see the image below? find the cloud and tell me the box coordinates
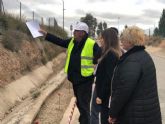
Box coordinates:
[3,0,59,12]
[21,0,59,5]
[3,0,20,10]
[86,0,112,3]
[135,0,144,5]
[142,9,161,19]
[73,7,162,29]
[35,9,56,18]
[157,0,165,4]
[75,9,86,15]
[75,10,159,27]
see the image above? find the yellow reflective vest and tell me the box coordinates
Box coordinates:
[64,38,95,77]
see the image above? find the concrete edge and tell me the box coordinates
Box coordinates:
[60,97,79,124]
[0,52,66,121]
[19,70,67,124]
[152,53,165,59]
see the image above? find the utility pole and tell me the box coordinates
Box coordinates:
[54,18,57,28]
[48,18,50,29]
[0,0,2,13]
[62,0,64,31]
[20,2,22,21]
[41,17,44,25]
[1,0,5,15]
[117,17,120,32]
[32,11,34,21]
[70,24,73,37]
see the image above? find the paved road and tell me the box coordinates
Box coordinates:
[151,54,165,123]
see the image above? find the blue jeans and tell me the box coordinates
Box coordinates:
[90,86,101,124]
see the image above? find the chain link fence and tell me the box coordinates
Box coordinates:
[0,0,58,31]
[0,21,2,34]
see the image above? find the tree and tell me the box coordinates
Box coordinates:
[96,22,103,36]
[153,27,159,36]
[80,13,97,37]
[154,9,165,37]
[158,9,165,37]
[96,21,108,36]
[103,22,107,30]
[124,25,128,29]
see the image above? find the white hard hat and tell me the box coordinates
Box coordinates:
[74,22,89,34]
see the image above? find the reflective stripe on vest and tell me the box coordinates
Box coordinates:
[64,37,95,77]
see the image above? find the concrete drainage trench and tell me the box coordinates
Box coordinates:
[0,53,74,124]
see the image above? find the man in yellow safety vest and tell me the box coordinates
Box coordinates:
[39,22,101,124]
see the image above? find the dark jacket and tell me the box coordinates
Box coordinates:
[95,51,118,106]
[45,33,102,85]
[109,46,162,124]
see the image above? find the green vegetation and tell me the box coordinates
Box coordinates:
[0,13,67,84]
[2,30,29,52]
[97,22,107,36]
[0,13,29,34]
[31,90,41,99]
[0,12,67,54]
[81,13,97,37]
[154,9,165,37]
[0,13,68,38]
[80,13,108,37]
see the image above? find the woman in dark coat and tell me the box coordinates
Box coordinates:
[91,27,121,124]
[108,26,162,124]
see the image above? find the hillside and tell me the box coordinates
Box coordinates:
[0,13,67,86]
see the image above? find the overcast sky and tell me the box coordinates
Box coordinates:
[3,0,165,35]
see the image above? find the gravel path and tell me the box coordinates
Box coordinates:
[33,79,74,124]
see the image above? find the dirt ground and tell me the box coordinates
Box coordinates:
[33,79,74,124]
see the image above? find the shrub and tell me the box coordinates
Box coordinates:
[148,36,162,46]
[2,30,26,52]
[43,42,65,61]
[31,90,41,99]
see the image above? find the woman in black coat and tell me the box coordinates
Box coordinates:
[91,27,121,124]
[108,26,162,124]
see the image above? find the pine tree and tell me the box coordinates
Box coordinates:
[80,13,97,37]
[153,27,159,36]
[158,9,165,37]
[103,22,107,30]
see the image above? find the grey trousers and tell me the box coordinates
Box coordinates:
[90,85,101,124]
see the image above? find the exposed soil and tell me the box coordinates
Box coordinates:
[33,79,74,124]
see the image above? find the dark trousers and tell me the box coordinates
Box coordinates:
[73,80,93,124]
[90,86,100,124]
[100,105,109,124]
[91,85,109,124]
